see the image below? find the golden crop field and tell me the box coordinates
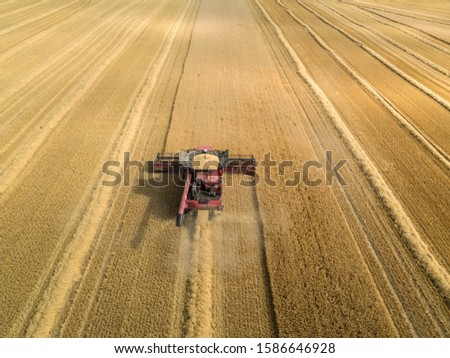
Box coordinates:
[1,0,449,337]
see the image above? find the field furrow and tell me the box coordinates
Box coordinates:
[0,0,81,35]
[357,4,450,43]
[251,0,449,335]
[0,1,126,71]
[259,0,450,276]
[348,3,450,58]
[276,1,450,171]
[314,2,450,92]
[0,1,158,193]
[253,0,445,332]
[294,1,450,143]
[357,4,450,45]
[58,0,201,337]
[1,0,184,336]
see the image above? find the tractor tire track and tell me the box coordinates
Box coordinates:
[251,0,428,335]
[58,0,201,337]
[251,0,414,336]
[0,0,92,58]
[0,0,88,52]
[0,0,51,21]
[184,211,213,337]
[0,0,119,64]
[297,1,450,113]
[0,0,47,16]
[0,1,62,26]
[256,0,450,302]
[0,0,123,66]
[0,1,161,198]
[162,0,284,336]
[0,2,141,121]
[251,187,280,337]
[347,4,450,57]
[358,5,450,46]
[276,1,450,171]
[354,3,450,26]
[0,2,140,157]
[271,2,450,334]
[0,2,137,143]
[317,1,450,78]
[264,0,450,276]
[0,0,81,37]
[24,0,194,337]
[1,0,70,23]
[75,0,199,337]
[8,0,171,336]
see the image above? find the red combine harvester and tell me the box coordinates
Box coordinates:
[148,145,256,226]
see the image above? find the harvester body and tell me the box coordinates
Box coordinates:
[148,145,256,226]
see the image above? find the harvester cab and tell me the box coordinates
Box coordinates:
[148,145,256,226]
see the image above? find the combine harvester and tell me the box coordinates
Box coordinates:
[149,146,256,226]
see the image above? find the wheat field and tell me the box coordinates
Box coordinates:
[1,0,449,337]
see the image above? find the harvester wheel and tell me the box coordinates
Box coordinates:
[176,214,184,227]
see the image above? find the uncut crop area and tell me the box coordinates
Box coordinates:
[0,0,449,338]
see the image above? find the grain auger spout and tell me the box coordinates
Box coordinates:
[148,145,256,226]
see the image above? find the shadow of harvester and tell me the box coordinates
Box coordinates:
[131,171,185,247]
